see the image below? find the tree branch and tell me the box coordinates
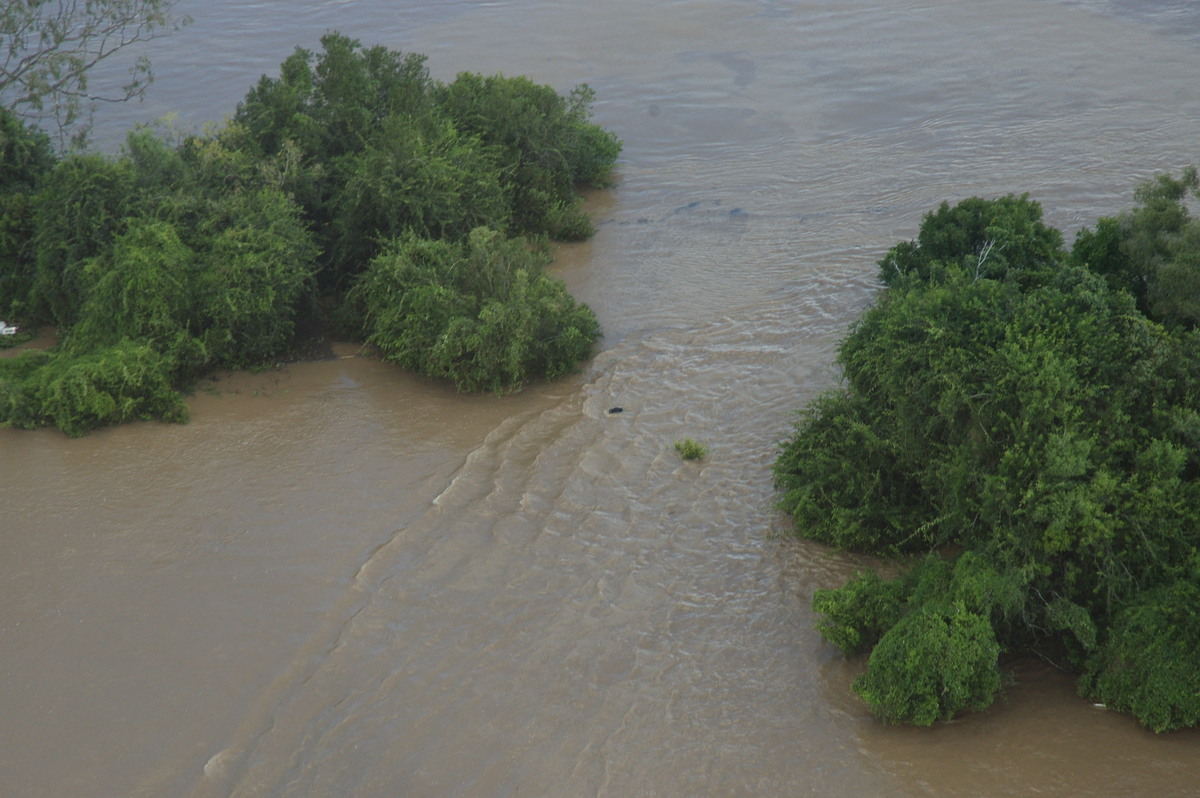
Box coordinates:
[1,0,189,148]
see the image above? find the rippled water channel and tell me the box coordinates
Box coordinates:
[4,1,1200,795]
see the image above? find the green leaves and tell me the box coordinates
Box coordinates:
[351,228,600,393]
[31,152,139,326]
[0,340,187,437]
[773,390,926,552]
[0,124,318,434]
[328,115,510,272]
[878,194,1064,288]
[1072,166,1200,329]
[1084,579,1200,732]
[437,73,621,238]
[780,188,1200,729]
[673,437,709,461]
[813,569,908,655]
[231,33,621,289]
[2,35,617,434]
[0,107,56,317]
[854,602,1002,726]
[815,552,1025,726]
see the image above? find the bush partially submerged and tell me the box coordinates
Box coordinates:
[0,132,319,435]
[0,33,620,435]
[0,341,187,436]
[350,227,600,393]
[1082,578,1200,733]
[855,602,1002,726]
[777,178,1200,730]
[674,437,710,461]
[231,33,621,285]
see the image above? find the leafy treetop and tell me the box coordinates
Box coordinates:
[0,34,620,435]
[776,177,1200,731]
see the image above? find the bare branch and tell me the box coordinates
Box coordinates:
[0,0,190,149]
[973,238,996,281]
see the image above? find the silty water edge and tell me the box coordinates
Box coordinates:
[4,1,1200,795]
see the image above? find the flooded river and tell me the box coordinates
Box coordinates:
[4,1,1200,795]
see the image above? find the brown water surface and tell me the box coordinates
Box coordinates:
[4,1,1200,795]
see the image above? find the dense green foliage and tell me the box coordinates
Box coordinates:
[0,108,56,314]
[1080,579,1200,732]
[1,124,318,434]
[349,227,600,393]
[0,341,186,436]
[776,178,1200,730]
[1070,166,1200,329]
[229,33,620,286]
[854,600,1002,726]
[0,34,619,435]
[435,74,621,239]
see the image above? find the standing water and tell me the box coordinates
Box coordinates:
[3,1,1200,795]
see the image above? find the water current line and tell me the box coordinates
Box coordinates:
[187,398,574,797]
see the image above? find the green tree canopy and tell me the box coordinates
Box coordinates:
[0,106,56,318]
[1070,166,1200,328]
[228,33,620,289]
[1,35,619,434]
[348,227,601,393]
[0,126,319,435]
[777,181,1200,730]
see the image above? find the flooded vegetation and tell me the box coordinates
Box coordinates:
[3,1,1200,795]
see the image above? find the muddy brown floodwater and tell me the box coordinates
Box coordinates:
[4,1,1200,795]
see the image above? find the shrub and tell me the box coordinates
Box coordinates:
[674,437,709,461]
[63,188,315,375]
[327,114,510,272]
[1,341,186,437]
[878,193,1064,288]
[0,108,56,318]
[350,227,600,392]
[813,569,908,655]
[2,36,618,433]
[1071,166,1200,329]
[1082,579,1200,732]
[31,153,140,327]
[230,33,621,289]
[779,185,1200,730]
[853,602,1002,725]
[436,75,620,236]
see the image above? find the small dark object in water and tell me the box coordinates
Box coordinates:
[607,406,624,414]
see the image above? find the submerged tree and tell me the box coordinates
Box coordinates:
[776,180,1200,731]
[0,34,619,435]
[229,32,621,289]
[0,106,57,319]
[348,227,600,393]
[0,127,319,436]
[1070,166,1200,329]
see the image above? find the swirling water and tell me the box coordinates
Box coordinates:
[3,1,1200,795]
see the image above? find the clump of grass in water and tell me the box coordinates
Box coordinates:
[674,437,709,461]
